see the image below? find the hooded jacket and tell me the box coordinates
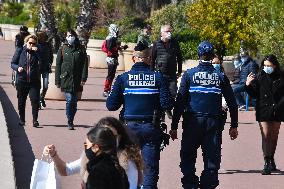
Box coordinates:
[55,43,88,92]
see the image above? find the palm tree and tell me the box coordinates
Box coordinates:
[39,0,60,52]
[76,0,97,47]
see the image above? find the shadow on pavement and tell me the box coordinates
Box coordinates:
[220,169,284,175]
[41,124,93,128]
[0,86,35,189]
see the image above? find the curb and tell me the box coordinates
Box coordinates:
[0,100,16,189]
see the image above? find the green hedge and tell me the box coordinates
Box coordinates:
[0,2,30,25]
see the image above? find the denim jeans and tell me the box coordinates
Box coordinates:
[126,121,162,189]
[232,83,246,107]
[180,116,222,189]
[64,92,77,124]
[41,72,49,98]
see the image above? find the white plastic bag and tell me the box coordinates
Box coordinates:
[30,156,61,189]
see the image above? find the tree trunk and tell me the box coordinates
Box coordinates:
[39,0,60,53]
[76,0,97,47]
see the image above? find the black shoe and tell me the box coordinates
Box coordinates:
[270,157,280,171]
[41,97,46,108]
[103,91,109,97]
[33,121,39,128]
[262,157,272,175]
[68,122,75,130]
[165,110,173,119]
[19,120,25,126]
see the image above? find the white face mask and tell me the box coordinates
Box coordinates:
[66,36,75,45]
[263,66,274,74]
[166,32,171,40]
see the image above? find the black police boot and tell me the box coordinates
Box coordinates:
[270,157,279,171]
[262,156,272,175]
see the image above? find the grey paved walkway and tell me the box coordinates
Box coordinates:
[1,39,284,189]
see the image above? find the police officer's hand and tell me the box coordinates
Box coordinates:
[169,129,178,141]
[229,127,238,140]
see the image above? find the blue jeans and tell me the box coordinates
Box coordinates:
[232,83,246,107]
[126,121,162,189]
[41,72,49,98]
[180,115,222,189]
[64,92,77,124]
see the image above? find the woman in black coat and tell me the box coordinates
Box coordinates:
[84,126,129,189]
[11,34,41,127]
[245,54,284,175]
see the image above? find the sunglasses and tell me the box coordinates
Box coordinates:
[29,42,36,45]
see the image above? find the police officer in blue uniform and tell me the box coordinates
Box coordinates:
[169,41,239,189]
[106,42,173,189]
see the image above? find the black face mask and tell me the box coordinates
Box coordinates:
[27,48,35,54]
[85,147,96,161]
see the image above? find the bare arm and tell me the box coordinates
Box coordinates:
[43,145,67,176]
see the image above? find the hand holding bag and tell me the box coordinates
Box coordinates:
[30,154,61,189]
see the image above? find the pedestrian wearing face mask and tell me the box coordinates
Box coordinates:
[232,48,259,110]
[84,126,129,189]
[55,29,88,130]
[245,54,284,175]
[137,25,152,47]
[151,25,183,119]
[102,24,128,97]
[11,34,41,127]
[230,55,241,85]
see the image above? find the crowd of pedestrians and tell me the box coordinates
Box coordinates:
[9,24,284,189]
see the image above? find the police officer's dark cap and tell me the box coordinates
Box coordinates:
[133,41,150,58]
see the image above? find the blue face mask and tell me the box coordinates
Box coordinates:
[241,57,248,63]
[263,66,274,74]
[233,60,242,68]
[212,64,221,72]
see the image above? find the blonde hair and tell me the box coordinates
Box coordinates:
[24,34,38,44]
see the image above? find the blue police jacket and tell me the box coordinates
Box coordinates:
[106,62,173,121]
[171,61,238,129]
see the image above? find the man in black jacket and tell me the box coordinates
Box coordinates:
[151,25,183,118]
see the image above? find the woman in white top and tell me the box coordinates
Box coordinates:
[44,117,143,189]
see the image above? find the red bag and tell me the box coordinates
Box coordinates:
[101,40,108,53]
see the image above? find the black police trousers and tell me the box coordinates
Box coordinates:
[16,81,40,122]
[180,115,222,189]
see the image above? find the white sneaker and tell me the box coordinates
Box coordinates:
[238,105,246,111]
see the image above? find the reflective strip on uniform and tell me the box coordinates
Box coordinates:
[123,88,159,95]
[189,86,221,94]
